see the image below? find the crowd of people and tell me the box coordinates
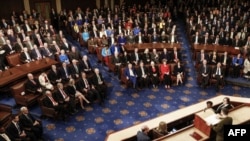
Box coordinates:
[183,0,250,91]
[0,106,43,141]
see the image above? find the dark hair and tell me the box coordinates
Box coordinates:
[206,101,213,106]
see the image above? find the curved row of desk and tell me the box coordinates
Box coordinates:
[105,95,250,141]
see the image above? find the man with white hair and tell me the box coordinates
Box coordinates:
[91,68,107,99]
[19,106,43,140]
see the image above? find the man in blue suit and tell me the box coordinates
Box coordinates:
[110,41,121,55]
[125,63,138,89]
[117,33,126,46]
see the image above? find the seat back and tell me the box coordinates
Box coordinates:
[38,96,57,119]
[6,52,21,67]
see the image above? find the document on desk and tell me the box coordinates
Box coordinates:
[205,114,221,125]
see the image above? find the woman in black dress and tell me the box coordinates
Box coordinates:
[174,61,184,85]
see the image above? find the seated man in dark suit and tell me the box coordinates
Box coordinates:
[19,106,43,140]
[6,115,36,141]
[212,62,225,92]
[136,61,150,88]
[59,62,72,83]
[70,59,81,79]
[20,47,33,63]
[112,51,123,79]
[43,90,67,120]
[199,59,211,89]
[136,125,151,141]
[54,83,77,115]
[30,44,43,60]
[25,73,43,94]
[0,126,13,141]
[79,55,93,75]
[170,46,181,63]
[48,65,62,85]
[91,68,107,99]
[76,72,104,105]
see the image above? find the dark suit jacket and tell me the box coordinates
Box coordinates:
[42,96,56,108]
[53,89,69,103]
[61,42,71,52]
[136,66,149,78]
[59,66,72,80]
[79,60,92,72]
[199,65,211,76]
[30,48,43,60]
[76,77,92,92]
[2,44,14,55]
[91,73,105,86]
[19,114,36,128]
[6,122,23,139]
[148,65,160,76]
[212,67,225,76]
[112,55,122,65]
[24,79,41,93]
[48,69,61,84]
[220,55,231,66]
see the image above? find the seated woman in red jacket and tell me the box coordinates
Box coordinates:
[160,59,172,89]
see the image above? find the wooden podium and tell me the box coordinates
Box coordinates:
[193,109,215,139]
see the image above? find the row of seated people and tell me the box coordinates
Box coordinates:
[102,46,182,67]
[25,64,108,111]
[135,97,235,141]
[0,106,43,141]
[120,59,184,90]
[186,0,250,49]
[196,48,250,79]
[0,28,78,70]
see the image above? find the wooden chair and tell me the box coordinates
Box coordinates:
[38,95,58,119]
[0,104,12,128]
[108,55,115,72]
[120,67,131,88]
[6,52,21,67]
[11,82,41,107]
[96,47,104,63]
[152,129,164,139]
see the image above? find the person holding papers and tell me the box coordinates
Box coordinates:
[212,108,233,141]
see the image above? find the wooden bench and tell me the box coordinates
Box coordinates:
[11,82,42,107]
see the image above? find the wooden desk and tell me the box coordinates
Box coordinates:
[0,58,58,87]
[155,125,208,141]
[124,43,181,52]
[192,44,240,60]
[105,95,250,141]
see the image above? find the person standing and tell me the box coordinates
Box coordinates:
[212,108,233,141]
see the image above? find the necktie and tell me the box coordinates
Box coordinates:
[36,49,42,58]
[152,67,156,72]
[84,79,89,88]
[15,122,21,134]
[64,68,68,78]
[97,74,101,83]
[25,114,33,123]
[60,89,67,99]
[74,65,79,73]
[49,96,57,105]
[85,61,89,69]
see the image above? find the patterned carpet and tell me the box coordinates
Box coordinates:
[1,20,250,141]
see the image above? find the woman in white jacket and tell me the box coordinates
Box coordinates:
[38,72,54,90]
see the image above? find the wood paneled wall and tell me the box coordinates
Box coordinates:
[0,0,24,19]
[61,0,96,12]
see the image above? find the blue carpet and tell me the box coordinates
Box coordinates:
[1,20,250,141]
